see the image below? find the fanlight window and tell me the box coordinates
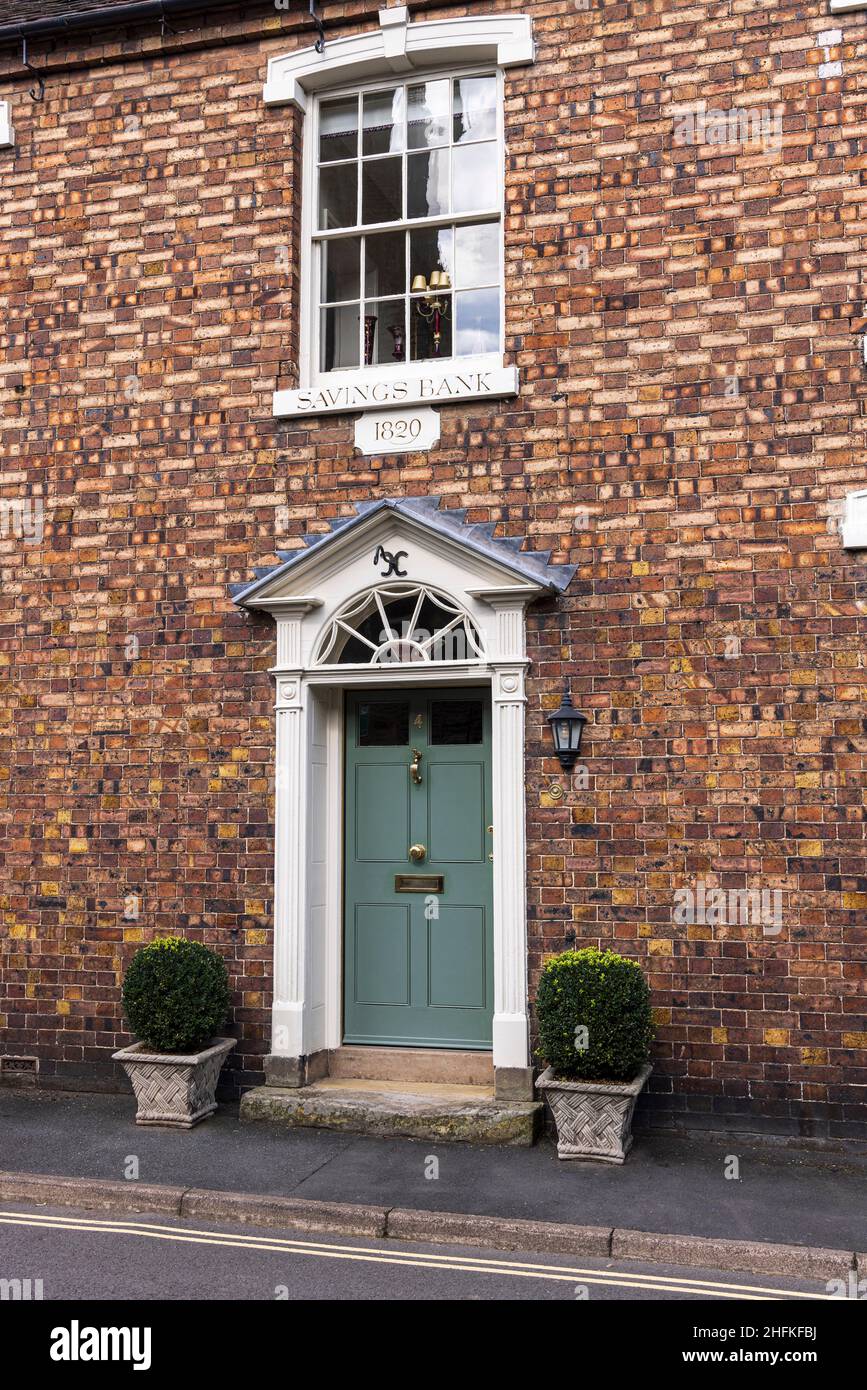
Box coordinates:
[314,583,485,665]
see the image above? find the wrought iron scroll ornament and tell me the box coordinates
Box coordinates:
[373,545,408,578]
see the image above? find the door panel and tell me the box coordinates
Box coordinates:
[427,906,487,1008]
[353,904,411,1005]
[428,762,485,862]
[354,764,410,861]
[343,688,493,1049]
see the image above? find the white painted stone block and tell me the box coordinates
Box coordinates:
[0,101,14,149]
[842,490,867,549]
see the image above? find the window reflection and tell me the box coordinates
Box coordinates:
[452,143,497,214]
[407,81,450,149]
[319,163,358,230]
[453,77,497,143]
[320,304,359,371]
[321,236,360,303]
[363,88,405,156]
[455,288,499,356]
[362,157,403,224]
[365,231,406,298]
[454,223,497,288]
[320,96,358,161]
[410,226,454,287]
[407,149,449,220]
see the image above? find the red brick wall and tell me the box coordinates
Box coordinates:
[1,1,865,1136]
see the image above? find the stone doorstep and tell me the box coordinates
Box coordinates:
[327,1045,494,1087]
[239,1078,542,1146]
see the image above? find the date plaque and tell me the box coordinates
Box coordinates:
[355,407,440,457]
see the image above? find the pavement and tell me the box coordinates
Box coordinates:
[1,1088,866,1282]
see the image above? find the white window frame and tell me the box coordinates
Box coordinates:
[303,63,506,393]
[0,101,13,149]
[264,9,535,418]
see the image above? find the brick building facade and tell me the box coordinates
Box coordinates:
[1,0,866,1141]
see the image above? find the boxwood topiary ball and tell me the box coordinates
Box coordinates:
[535,947,653,1082]
[121,936,230,1055]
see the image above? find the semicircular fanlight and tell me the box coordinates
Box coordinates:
[313,582,485,666]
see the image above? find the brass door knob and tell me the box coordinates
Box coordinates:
[409,844,427,862]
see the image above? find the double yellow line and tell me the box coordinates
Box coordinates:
[0,1208,831,1300]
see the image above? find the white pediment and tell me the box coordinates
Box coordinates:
[239,507,546,616]
[233,498,574,672]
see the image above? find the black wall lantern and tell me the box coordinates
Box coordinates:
[547,691,588,772]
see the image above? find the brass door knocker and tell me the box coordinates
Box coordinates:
[410,748,423,784]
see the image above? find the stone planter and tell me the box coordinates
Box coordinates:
[536,1064,652,1163]
[112,1037,235,1128]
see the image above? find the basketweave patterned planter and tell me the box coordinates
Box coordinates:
[536,1064,652,1163]
[113,1038,236,1128]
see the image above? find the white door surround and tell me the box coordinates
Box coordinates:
[232,498,575,1100]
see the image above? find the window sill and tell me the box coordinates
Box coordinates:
[273,356,518,418]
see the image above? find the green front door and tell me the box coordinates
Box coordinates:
[343,688,493,1049]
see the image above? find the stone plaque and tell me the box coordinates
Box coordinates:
[273,364,519,419]
[354,406,441,456]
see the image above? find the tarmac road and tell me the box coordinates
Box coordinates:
[0,1202,834,1302]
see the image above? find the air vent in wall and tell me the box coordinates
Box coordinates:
[0,1055,38,1085]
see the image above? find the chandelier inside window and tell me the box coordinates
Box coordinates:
[314,583,485,665]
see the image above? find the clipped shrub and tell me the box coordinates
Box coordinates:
[121,936,230,1054]
[535,947,653,1082]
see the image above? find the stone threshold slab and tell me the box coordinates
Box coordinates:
[239,1081,542,1146]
